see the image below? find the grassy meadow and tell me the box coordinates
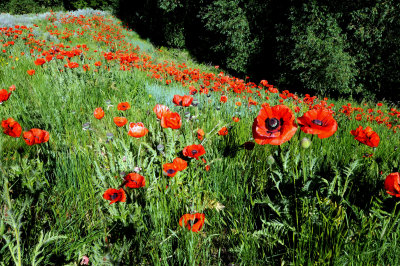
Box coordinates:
[1,9,400,265]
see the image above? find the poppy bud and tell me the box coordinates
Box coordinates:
[301,137,312,149]
[267,155,275,165]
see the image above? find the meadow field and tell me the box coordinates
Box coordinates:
[1,9,400,265]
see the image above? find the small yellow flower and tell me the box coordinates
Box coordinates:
[149,94,152,98]
[15,57,19,61]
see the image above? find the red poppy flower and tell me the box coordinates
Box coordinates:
[297,108,338,139]
[0,89,12,103]
[252,104,298,145]
[173,95,193,107]
[218,127,228,136]
[183,144,206,160]
[94,61,102,66]
[27,69,35,76]
[123,173,145,188]
[23,128,49,145]
[8,85,16,91]
[350,126,380,148]
[232,117,240,122]
[103,188,126,204]
[384,172,400,197]
[153,104,170,119]
[197,129,205,141]
[163,163,178,177]
[179,213,205,232]
[128,122,148,138]
[113,117,128,127]
[34,58,46,66]
[93,107,105,119]
[117,102,130,111]
[1,118,22,138]
[161,112,182,129]
[173,157,187,171]
[220,95,228,103]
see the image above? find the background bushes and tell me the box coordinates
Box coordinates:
[1,0,399,101]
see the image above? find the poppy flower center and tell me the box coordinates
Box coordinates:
[188,218,200,226]
[312,119,323,126]
[191,150,198,155]
[265,118,282,131]
[167,169,176,174]
[110,193,119,200]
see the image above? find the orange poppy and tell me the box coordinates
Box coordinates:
[0,89,11,103]
[173,157,187,171]
[218,127,228,136]
[252,104,297,145]
[163,163,178,177]
[113,117,128,127]
[384,172,400,197]
[153,104,170,119]
[123,173,145,188]
[197,128,205,140]
[161,112,182,129]
[117,102,130,111]
[34,58,46,66]
[232,117,240,122]
[350,126,380,148]
[93,107,105,119]
[297,108,338,139]
[173,95,193,107]
[23,128,49,145]
[179,213,205,232]
[27,69,35,76]
[1,118,22,138]
[128,122,148,138]
[183,144,206,160]
[103,188,126,204]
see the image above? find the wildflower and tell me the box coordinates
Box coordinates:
[23,128,49,146]
[161,112,182,129]
[113,117,128,127]
[163,163,178,177]
[103,188,126,204]
[93,107,105,119]
[179,213,205,232]
[197,128,205,141]
[220,95,228,103]
[173,157,187,171]
[1,118,22,137]
[0,89,12,103]
[153,104,170,119]
[117,102,130,111]
[80,255,89,265]
[252,104,297,145]
[128,122,148,138]
[8,85,16,91]
[384,172,400,197]
[350,126,380,148]
[123,173,145,188]
[297,108,338,139]
[34,58,46,66]
[232,117,240,122]
[183,144,206,160]
[218,127,228,136]
[27,69,35,76]
[173,95,193,107]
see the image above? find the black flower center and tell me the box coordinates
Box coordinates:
[167,169,176,174]
[312,119,323,126]
[265,118,282,131]
[189,218,200,226]
[110,193,119,200]
[191,150,198,155]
